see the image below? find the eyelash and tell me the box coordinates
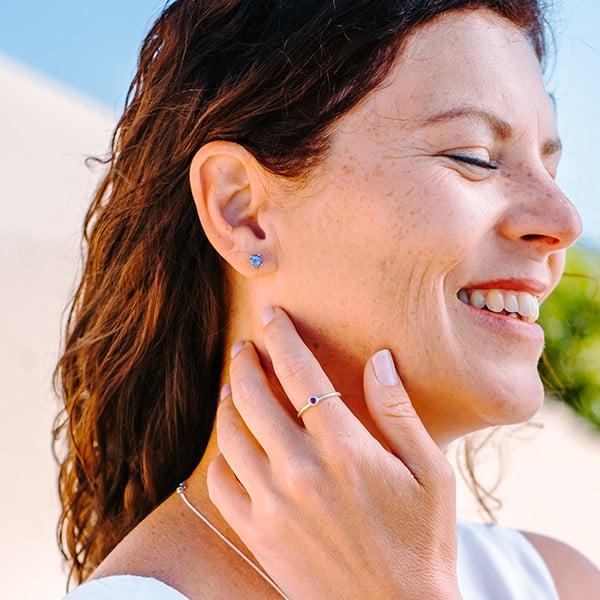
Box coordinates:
[443,154,498,170]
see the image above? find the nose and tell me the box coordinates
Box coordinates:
[499,171,582,253]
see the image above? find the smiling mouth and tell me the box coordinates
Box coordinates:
[458,288,540,323]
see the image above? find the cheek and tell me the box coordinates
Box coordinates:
[278,165,494,326]
[377,177,495,271]
[548,250,566,287]
[305,175,495,313]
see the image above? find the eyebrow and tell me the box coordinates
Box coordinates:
[420,107,562,157]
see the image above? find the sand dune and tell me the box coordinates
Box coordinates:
[1,55,597,599]
[0,55,113,598]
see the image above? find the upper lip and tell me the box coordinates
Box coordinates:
[458,278,550,301]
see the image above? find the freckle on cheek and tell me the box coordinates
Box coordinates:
[377,258,389,275]
[387,185,416,199]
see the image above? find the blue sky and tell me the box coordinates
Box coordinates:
[1,1,599,247]
[0,1,166,112]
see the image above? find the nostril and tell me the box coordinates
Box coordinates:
[521,233,559,244]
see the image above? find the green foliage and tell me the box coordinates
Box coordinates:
[539,244,600,432]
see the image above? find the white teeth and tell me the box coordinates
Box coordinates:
[517,292,539,321]
[485,289,504,313]
[504,293,519,314]
[470,290,486,309]
[458,288,540,322]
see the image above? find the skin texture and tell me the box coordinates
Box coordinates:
[208,310,461,598]
[197,9,581,449]
[89,8,600,599]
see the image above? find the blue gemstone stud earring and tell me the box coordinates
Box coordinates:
[249,254,263,269]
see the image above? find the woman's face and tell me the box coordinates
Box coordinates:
[265,9,582,445]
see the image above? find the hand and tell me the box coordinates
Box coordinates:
[207,307,461,599]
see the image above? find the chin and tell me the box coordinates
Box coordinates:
[479,373,546,427]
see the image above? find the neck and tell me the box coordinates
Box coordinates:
[185,432,235,538]
[224,285,458,449]
[224,295,404,449]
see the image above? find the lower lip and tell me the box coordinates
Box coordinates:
[459,301,544,342]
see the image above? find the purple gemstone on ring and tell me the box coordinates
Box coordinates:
[308,396,318,405]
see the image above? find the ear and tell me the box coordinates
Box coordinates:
[189,141,276,275]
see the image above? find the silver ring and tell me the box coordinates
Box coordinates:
[297,391,341,418]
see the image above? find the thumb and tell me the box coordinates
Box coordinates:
[364,349,442,480]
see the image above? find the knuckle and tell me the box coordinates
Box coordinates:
[258,489,281,523]
[215,413,239,448]
[214,401,244,448]
[282,454,321,495]
[321,434,358,469]
[259,481,300,525]
[255,492,299,549]
[233,375,264,407]
[215,400,232,429]
[381,392,418,420]
[426,456,456,490]
[279,350,314,382]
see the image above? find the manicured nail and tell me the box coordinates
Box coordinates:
[372,349,400,386]
[220,383,231,400]
[230,341,244,358]
[261,306,275,326]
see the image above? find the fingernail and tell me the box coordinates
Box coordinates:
[220,383,231,400]
[230,341,244,358]
[261,306,275,326]
[372,349,400,386]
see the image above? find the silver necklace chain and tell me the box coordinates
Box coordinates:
[177,482,291,600]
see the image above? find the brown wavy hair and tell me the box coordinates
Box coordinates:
[54,0,548,586]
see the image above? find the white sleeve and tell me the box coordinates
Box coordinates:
[64,575,189,600]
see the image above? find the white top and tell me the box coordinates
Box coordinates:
[456,520,558,599]
[64,520,559,599]
[64,575,187,599]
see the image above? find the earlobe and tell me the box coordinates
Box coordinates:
[189,141,275,275]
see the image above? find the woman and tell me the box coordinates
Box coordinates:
[55,0,600,598]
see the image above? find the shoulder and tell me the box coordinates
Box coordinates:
[64,575,189,600]
[523,532,600,600]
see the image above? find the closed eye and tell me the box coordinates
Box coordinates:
[442,154,498,170]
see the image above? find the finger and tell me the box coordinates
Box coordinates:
[363,349,447,483]
[215,389,270,497]
[229,341,301,458]
[261,307,357,437]
[206,454,253,540]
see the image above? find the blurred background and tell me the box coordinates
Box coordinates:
[0,1,599,598]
